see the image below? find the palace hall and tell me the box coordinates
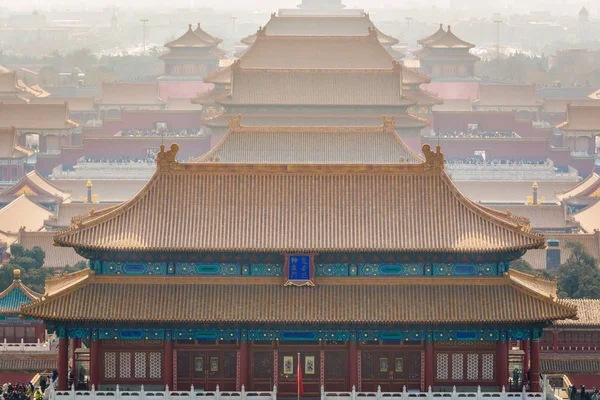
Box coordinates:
[21,117,576,397]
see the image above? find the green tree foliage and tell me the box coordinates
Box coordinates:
[556,242,600,299]
[510,259,535,274]
[0,245,51,293]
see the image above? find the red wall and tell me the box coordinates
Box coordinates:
[570,158,596,177]
[549,148,572,169]
[36,154,62,176]
[421,137,549,160]
[433,111,521,133]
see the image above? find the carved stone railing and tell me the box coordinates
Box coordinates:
[0,338,53,352]
[50,385,277,400]
[322,382,548,400]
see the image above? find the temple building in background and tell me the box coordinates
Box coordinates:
[159,24,226,80]
[414,25,480,80]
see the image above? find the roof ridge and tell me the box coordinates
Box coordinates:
[0,270,42,302]
[507,272,577,317]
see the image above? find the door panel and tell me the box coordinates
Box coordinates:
[176,350,237,391]
[361,350,422,391]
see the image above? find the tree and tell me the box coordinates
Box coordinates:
[556,242,600,299]
[510,259,535,274]
[0,246,51,293]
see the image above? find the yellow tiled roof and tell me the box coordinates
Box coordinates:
[196,117,422,164]
[555,299,600,326]
[53,143,544,253]
[21,270,576,324]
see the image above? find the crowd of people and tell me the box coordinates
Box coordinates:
[0,383,41,400]
[78,156,156,165]
[434,130,520,139]
[446,156,549,166]
[570,385,600,400]
[119,128,204,137]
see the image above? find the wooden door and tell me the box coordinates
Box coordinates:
[361,350,421,391]
[176,350,237,391]
[278,349,320,397]
[324,350,347,391]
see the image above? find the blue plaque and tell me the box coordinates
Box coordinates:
[284,254,315,287]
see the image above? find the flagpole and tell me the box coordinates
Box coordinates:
[297,352,300,400]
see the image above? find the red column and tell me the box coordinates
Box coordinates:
[349,339,358,389]
[497,340,508,389]
[552,331,558,353]
[425,340,434,390]
[58,336,69,390]
[523,340,530,375]
[163,340,174,389]
[530,340,541,392]
[35,324,45,343]
[70,339,76,387]
[240,339,249,388]
[90,336,100,388]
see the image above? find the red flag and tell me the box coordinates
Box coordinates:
[296,354,304,397]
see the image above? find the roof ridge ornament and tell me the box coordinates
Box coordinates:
[156,143,182,171]
[422,144,445,173]
[382,115,395,132]
[229,114,243,129]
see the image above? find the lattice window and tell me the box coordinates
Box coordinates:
[150,352,162,379]
[104,352,116,379]
[482,354,494,380]
[134,352,147,379]
[436,353,448,380]
[452,354,464,380]
[120,352,131,378]
[466,354,478,380]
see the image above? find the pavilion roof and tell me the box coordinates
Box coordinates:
[221,66,412,106]
[0,196,54,234]
[203,65,231,84]
[97,82,165,106]
[556,104,600,131]
[419,25,475,49]
[555,299,600,327]
[404,89,443,107]
[401,65,431,84]
[190,88,229,105]
[0,70,50,98]
[240,13,398,46]
[0,270,41,315]
[418,24,446,46]
[0,171,72,202]
[572,200,600,233]
[164,24,221,48]
[0,103,78,130]
[196,116,422,164]
[475,84,540,107]
[238,30,396,70]
[17,230,86,269]
[53,141,544,254]
[556,173,600,201]
[20,269,575,324]
[203,112,429,129]
[29,96,95,111]
[542,98,599,114]
[0,127,34,160]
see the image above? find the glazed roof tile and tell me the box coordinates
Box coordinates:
[97,82,164,106]
[0,271,41,315]
[555,299,600,326]
[29,96,95,111]
[21,270,575,324]
[238,31,396,69]
[421,25,474,49]
[204,112,428,129]
[0,196,54,234]
[240,14,398,46]
[0,171,71,201]
[572,200,600,233]
[404,89,443,106]
[418,24,446,46]
[221,67,411,106]
[196,117,421,164]
[165,24,221,48]
[488,205,569,230]
[556,173,600,201]
[0,127,34,159]
[557,105,600,131]
[53,142,544,253]
[203,65,231,84]
[0,103,78,130]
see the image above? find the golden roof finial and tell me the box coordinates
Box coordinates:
[86,179,92,188]
[532,181,539,189]
[13,269,21,281]
[422,144,445,174]
[156,143,181,170]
